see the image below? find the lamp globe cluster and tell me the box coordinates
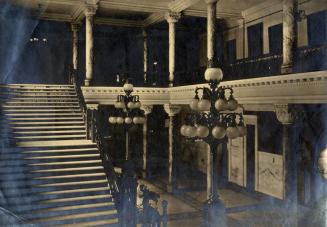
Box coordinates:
[109,80,146,125]
[181,67,246,141]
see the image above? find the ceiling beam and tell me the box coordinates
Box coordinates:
[142,13,165,27]
[184,9,243,19]
[168,0,201,12]
[94,17,143,27]
[99,0,168,13]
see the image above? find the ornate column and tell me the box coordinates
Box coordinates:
[164,104,181,192]
[205,0,218,67]
[141,105,153,178]
[281,0,298,74]
[143,29,148,84]
[84,4,97,86]
[165,12,181,87]
[71,23,81,71]
[275,104,303,226]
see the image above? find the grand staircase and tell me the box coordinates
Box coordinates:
[0,84,120,226]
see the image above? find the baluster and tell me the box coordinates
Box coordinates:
[162,200,168,227]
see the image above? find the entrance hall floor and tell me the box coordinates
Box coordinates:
[138,179,298,227]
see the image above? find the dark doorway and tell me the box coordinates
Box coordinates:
[308,10,327,47]
[247,23,263,58]
[226,39,237,64]
[269,23,283,55]
[246,125,255,192]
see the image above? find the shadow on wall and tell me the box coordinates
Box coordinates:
[0,0,71,84]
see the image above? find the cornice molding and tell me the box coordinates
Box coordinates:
[82,71,327,111]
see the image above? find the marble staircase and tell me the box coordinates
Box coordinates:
[0,84,120,226]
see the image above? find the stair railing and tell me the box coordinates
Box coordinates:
[70,69,121,209]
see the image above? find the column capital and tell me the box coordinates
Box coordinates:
[204,0,219,4]
[84,4,98,17]
[274,104,304,124]
[141,105,153,115]
[71,22,81,32]
[165,11,181,24]
[87,103,99,110]
[164,104,181,117]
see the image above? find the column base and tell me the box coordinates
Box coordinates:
[281,63,294,74]
[166,183,174,193]
[84,79,91,86]
[203,198,227,227]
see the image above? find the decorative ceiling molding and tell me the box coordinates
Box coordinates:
[99,0,169,13]
[94,17,143,27]
[142,13,165,27]
[168,0,201,12]
[184,9,243,19]
[72,5,86,22]
[39,13,72,22]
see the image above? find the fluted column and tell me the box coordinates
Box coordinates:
[141,105,153,178]
[84,5,97,86]
[281,0,298,74]
[164,104,181,192]
[143,29,148,84]
[71,23,80,71]
[205,0,218,67]
[165,12,181,87]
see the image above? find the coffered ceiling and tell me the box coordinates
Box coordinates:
[7,0,269,27]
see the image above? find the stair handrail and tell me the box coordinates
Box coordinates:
[91,110,121,207]
[70,69,121,209]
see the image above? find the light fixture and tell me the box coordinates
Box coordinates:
[180,66,246,226]
[109,79,145,127]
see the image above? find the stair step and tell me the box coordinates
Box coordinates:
[17,139,95,147]
[13,125,86,130]
[0,93,77,97]
[29,160,102,166]
[15,130,86,135]
[6,113,83,116]
[40,187,110,195]
[4,109,81,112]
[33,202,115,213]
[23,147,98,154]
[15,135,86,140]
[30,210,118,226]
[9,97,78,101]
[3,105,81,109]
[25,154,100,160]
[35,179,108,187]
[11,121,84,125]
[26,202,115,222]
[40,194,111,204]
[5,101,79,105]
[11,194,113,214]
[50,218,119,227]
[31,166,104,173]
[9,117,83,121]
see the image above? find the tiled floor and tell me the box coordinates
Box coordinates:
[137,179,268,227]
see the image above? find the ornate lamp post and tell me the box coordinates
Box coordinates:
[108,80,146,227]
[108,80,146,160]
[180,69,247,226]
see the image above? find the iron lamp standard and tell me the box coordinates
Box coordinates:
[180,69,246,226]
[108,80,145,227]
[108,80,146,160]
